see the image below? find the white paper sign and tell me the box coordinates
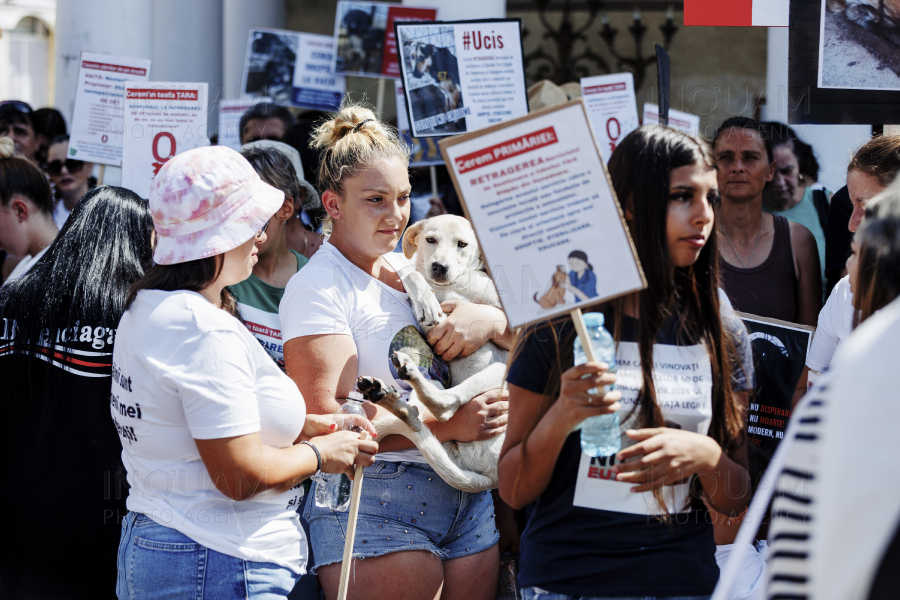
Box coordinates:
[242,28,345,110]
[580,73,639,164]
[572,341,713,515]
[68,52,152,166]
[216,96,273,151]
[642,103,701,136]
[396,20,528,138]
[122,83,209,198]
[440,101,645,329]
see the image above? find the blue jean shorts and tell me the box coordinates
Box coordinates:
[304,461,499,572]
[521,587,709,600]
[522,589,711,600]
[116,512,299,599]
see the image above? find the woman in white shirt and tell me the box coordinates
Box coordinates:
[0,136,58,283]
[280,105,511,600]
[113,145,378,599]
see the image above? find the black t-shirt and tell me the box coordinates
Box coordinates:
[0,320,126,599]
[506,306,753,597]
[824,185,853,296]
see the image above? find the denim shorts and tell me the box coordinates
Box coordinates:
[522,588,711,600]
[116,512,299,599]
[304,461,498,572]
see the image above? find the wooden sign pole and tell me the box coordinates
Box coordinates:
[429,165,439,200]
[570,307,597,362]
[375,78,386,120]
[336,431,371,600]
[98,164,106,186]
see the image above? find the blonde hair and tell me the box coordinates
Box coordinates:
[311,102,409,235]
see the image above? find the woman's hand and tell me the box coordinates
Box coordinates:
[545,362,620,434]
[612,428,722,493]
[427,300,510,360]
[308,431,379,479]
[297,413,378,442]
[434,387,509,442]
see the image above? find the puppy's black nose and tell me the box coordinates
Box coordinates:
[431,262,448,278]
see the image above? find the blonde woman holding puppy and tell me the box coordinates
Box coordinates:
[280,103,512,600]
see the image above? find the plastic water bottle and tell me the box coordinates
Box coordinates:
[313,392,367,512]
[574,312,620,457]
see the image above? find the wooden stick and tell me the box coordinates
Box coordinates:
[336,431,370,600]
[570,307,596,362]
[97,164,106,186]
[375,78,386,120]
[429,165,439,200]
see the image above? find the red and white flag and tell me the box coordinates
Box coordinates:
[684,0,788,27]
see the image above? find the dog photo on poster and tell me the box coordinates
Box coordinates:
[396,19,529,139]
[818,0,900,90]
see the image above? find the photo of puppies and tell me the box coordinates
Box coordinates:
[243,29,299,106]
[335,2,389,76]
[397,26,469,136]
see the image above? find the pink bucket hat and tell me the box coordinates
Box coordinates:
[149,145,285,265]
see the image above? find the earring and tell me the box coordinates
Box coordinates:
[726,517,732,526]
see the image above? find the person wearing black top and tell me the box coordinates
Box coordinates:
[0,186,153,599]
[498,126,753,599]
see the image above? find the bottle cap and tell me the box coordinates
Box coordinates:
[348,391,365,402]
[582,312,605,327]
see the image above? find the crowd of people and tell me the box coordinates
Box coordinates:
[0,94,898,600]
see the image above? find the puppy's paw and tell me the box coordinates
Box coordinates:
[357,376,388,402]
[416,297,444,328]
[391,351,417,380]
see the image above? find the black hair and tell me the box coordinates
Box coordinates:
[282,112,330,183]
[239,103,295,142]
[240,146,298,205]
[0,186,153,363]
[126,259,238,317]
[713,116,773,164]
[32,108,67,140]
[763,121,820,181]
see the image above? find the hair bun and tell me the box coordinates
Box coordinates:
[311,104,382,151]
[0,137,15,160]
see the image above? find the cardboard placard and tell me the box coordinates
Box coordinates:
[736,312,815,456]
[580,73,639,164]
[333,1,438,78]
[241,28,345,110]
[216,97,273,151]
[395,80,443,166]
[642,102,700,136]
[68,52,152,166]
[395,19,529,138]
[121,83,208,198]
[439,100,646,329]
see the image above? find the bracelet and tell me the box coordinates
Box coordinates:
[299,441,322,475]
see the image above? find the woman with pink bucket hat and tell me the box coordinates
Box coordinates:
[111,145,379,598]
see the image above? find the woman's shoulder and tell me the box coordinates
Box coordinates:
[129,289,247,337]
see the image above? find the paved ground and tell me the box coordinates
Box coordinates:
[820,9,900,90]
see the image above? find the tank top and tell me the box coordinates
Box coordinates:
[720,214,798,322]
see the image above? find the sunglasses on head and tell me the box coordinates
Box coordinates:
[0,100,33,115]
[45,159,85,176]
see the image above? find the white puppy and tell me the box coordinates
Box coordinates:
[357,215,508,492]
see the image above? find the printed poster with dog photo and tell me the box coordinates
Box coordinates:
[395,19,529,138]
[440,100,646,329]
[332,1,438,78]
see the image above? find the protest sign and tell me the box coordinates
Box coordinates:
[242,28,345,110]
[121,83,208,198]
[68,52,151,166]
[736,312,815,456]
[642,102,700,136]
[216,97,273,151]
[333,1,438,78]
[395,19,529,138]
[580,73,639,164]
[440,100,645,329]
[395,80,443,166]
[684,0,788,26]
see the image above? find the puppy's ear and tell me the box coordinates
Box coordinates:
[402,220,427,259]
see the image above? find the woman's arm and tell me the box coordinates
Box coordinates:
[284,335,508,452]
[428,301,513,359]
[565,281,591,302]
[613,390,751,515]
[498,363,619,509]
[790,221,823,327]
[195,426,378,501]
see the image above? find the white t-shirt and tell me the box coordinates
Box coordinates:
[805,276,853,372]
[113,289,307,573]
[4,246,49,283]
[281,241,452,464]
[715,542,766,600]
[53,200,71,229]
